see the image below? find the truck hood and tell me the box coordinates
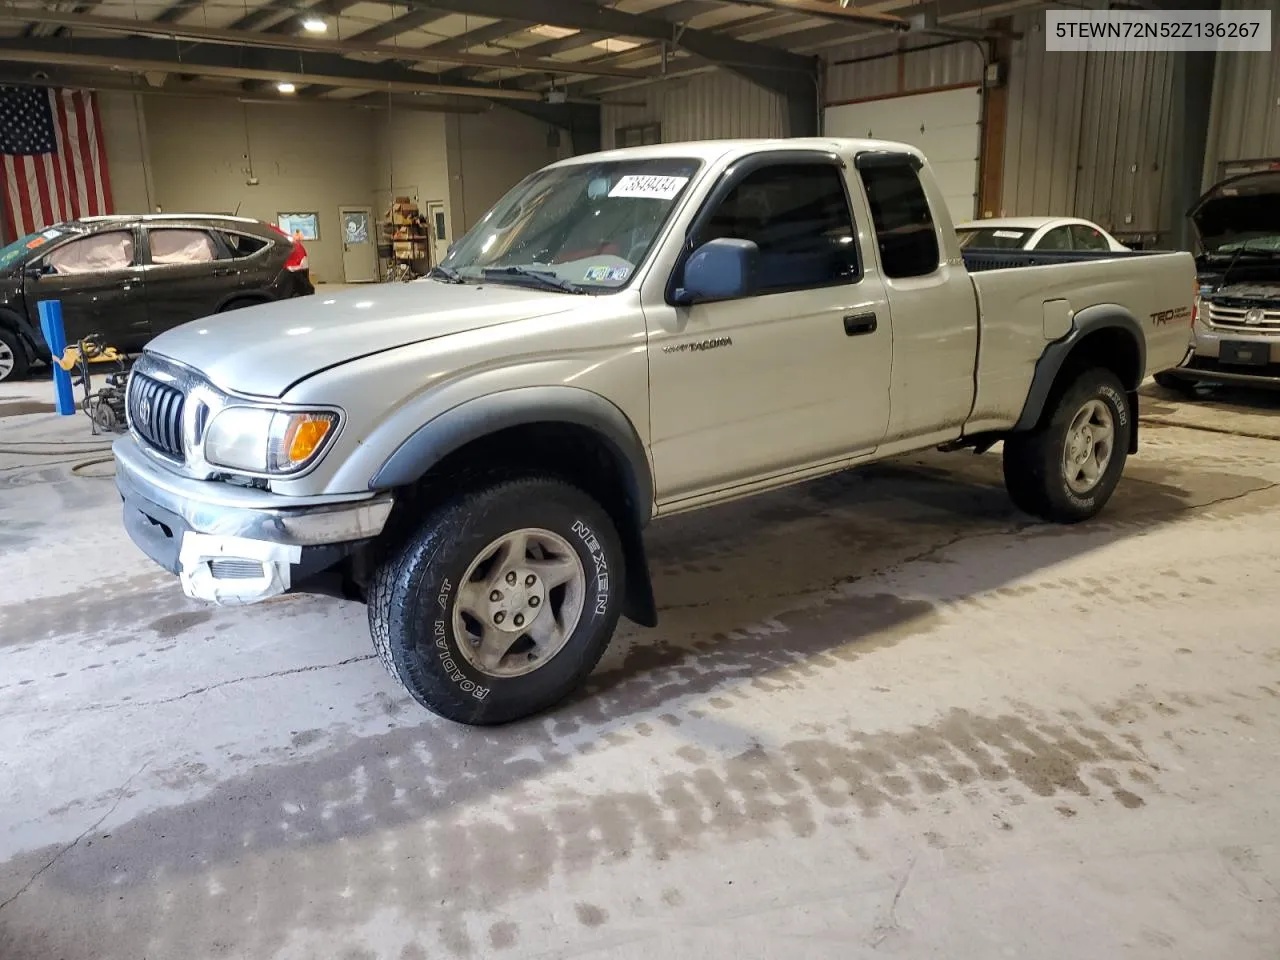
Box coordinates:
[1189,171,1280,253]
[146,280,576,397]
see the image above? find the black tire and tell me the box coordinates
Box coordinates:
[1153,370,1201,397]
[369,475,626,725]
[0,326,29,383]
[1003,368,1133,524]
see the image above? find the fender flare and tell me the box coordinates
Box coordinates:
[0,305,46,362]
[1013,303,1146,433]
[368,385,655,525]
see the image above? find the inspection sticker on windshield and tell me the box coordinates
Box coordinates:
[609,175,689,200]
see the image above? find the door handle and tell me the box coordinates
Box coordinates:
[843,312,877,336]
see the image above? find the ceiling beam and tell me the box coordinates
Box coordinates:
[434,0,718,86]
[0,8,656,79]
[0,66,487,112]
[399,0,816,79]
[706,0,909,29]
[4,36,601,101]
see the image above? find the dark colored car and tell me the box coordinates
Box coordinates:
[1157,171,1280,391]
[0,214,314,382]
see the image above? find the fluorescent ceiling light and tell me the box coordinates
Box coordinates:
[301,16,327,32]
[591,37,642,52]
[530,24,578,39]
[276,81,297,93]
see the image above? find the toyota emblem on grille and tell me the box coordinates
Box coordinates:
[137,397,151,425]
[1245,308,1266,325]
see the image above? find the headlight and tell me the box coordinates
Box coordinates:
[204,407,339,475]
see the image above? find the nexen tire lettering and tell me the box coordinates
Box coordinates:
[572,519,611,616]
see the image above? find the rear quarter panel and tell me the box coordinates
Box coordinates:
[968,252,1196,430]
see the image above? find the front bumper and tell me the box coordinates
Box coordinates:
[114,435,392,605]
[1169,323,1280,387]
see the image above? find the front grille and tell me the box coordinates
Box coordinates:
[1205,301,1280,332]
[128,372,187,461]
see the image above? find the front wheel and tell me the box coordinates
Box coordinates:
[369,476,626,725]
[0,327,29,383]
[1003,369,1133,523]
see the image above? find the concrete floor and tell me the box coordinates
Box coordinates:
[2,375,1280,959]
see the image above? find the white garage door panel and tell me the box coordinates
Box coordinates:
[824,86,981,223]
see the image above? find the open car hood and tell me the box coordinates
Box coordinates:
[1189,170,1280,253]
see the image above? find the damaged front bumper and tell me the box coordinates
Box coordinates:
[113,436,392,605]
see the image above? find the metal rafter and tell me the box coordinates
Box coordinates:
[4,35,610,101]
[0,8,660,79]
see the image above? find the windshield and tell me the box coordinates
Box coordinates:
[0,227,69,271]
[956,227,1030,250]
[1211,235,1280,256]
[439,157,702,292]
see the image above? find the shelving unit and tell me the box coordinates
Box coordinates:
[380,197,431,280]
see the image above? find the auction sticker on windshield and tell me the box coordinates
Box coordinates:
[609,175,689,200]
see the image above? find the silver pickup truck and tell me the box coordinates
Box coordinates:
[113,138,1195,724]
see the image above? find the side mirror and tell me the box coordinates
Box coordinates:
[24,262,44,280]
[672,238,759,305]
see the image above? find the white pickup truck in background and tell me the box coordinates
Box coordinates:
[114,138,1197,724]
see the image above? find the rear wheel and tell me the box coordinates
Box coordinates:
[1003,368,1132,523]
[0,327,29,383]
[369,476,625,725]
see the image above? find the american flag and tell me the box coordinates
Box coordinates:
[0,86,114,239]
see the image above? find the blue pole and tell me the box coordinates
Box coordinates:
[37,300,76,417]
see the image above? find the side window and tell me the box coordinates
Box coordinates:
[1070,224,1109,251]
[149,228,217,265]
[695,163,859,294]
[220,232,270,258]
[46,231,135,275]
[856,158,940,279]
[1035,226,1073,251]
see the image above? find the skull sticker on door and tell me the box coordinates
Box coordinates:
[342,210,369,244]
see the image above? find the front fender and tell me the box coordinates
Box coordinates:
[368,385,654,525]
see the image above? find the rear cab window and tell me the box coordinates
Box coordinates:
[856,155,940,279]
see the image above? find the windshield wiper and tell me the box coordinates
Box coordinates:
[481,266,585,294]
[429,264,465,284]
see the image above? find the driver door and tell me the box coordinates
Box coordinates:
[645,155,892,504]
[27,228,149,349]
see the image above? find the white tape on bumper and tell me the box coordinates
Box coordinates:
[178,532,302,606]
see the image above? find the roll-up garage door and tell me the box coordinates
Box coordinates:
[824,84,982,226]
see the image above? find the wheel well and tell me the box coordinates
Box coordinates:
[219,295,269,312]
[1057,326,1143,392]
[387,421,658,628]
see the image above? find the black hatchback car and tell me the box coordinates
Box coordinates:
[0,214,314,382]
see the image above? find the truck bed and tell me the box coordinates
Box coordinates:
[962,248,1166,273]
[962,248,1196,433]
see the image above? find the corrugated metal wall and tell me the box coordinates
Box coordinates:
[1001,11,1179,237]
[825,36,984,104]
[599,70,788,149]
[1202,0,1280,187]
